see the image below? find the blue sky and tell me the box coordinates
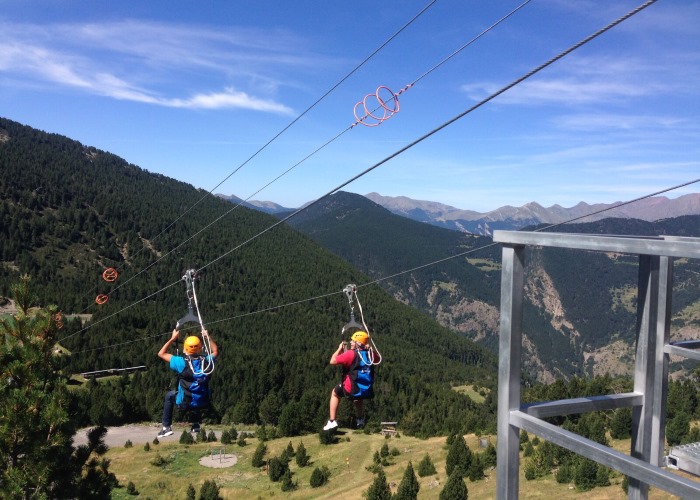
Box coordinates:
[1,0,698,212]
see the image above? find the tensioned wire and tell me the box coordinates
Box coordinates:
[184,0,535,265]
[90,0,532,307]
[77,0,440,310]
[64,0,664,351]
[70,176,700,355]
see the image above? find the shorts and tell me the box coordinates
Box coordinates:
[333,383,352,400]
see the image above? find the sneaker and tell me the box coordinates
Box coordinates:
[323,420,338,431]
[190,423,201,433]
[157,426,173,438]
[356,418,365,428]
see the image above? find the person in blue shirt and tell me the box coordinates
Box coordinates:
[157,328,218,438]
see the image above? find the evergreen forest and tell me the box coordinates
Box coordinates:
[0,116,498,437]
[286,191,700,380]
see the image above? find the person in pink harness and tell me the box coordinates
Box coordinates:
[323,330,374,431]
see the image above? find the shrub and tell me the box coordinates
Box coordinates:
[185,483,197,500]
[207,431,217,442]
[143,442,150,452]
[124,440,133,448]
[268,456,288,482]
[281,469,297,491]
[220,430,231,444]
[186,484,196,500]
[180,430,194,445]
[310,466,330,487]
[295,441,309,467]
[126,481,138,496]
[417,453,436,477]
[199,479,222,500]
[150,453,170,467]
[319,430,337,445]
[152,437,160,446]
[251,442,267,467]
[237,436,247,447]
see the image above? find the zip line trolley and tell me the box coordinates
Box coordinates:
[175,269,215,375]
[341,284,382,365]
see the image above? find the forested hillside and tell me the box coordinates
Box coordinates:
[285,192,700,382]
[0,116,498,437]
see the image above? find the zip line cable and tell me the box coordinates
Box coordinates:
[60,0,657,344]
[76,0,440,312]
[70,175,699,356]
[62,0,534,341]
[66,0,673,355]
[349,0,533,126]
[71,0,533,327]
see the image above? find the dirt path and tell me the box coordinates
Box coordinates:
[73,423,221,448]
[74,424,238,468]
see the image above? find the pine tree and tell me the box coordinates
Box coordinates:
[295,441,310,467]
[180,430,194,445]
[252,441,267,467]
[186,483,196,500]
[281,469,297,491]
[445,434,472,476]
[573,457,598,491]
[0,277,117,498]
[440,469,468,500]
[417,453,437,477]
[394,462,420,500]
[482,442,497,468]
[310,466,330,488]
[268,456,288,482]
[220,429,232,444]
[199,479,222,500]
[364,468,392,500]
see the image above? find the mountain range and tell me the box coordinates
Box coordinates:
[217,191,700,236]
[282,191,700,383]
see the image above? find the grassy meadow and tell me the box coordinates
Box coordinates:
[105,426,692,499]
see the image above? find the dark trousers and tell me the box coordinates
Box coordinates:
[162,390,200,427]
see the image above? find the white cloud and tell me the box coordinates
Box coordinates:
[460,51,699,107]
[0,20,313,113]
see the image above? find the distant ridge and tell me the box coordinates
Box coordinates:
[215,193,293,214]
[217,191,700,236]
[365,192,700,236]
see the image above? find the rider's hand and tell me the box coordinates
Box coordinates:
[171,329,180,340]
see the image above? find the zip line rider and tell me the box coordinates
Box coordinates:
[323,330,374,431]
[157,328,218,438]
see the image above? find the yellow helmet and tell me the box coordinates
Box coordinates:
[183,336,202,355]
[350,331,369,345]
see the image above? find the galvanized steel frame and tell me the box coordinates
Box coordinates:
[493,231,700,499]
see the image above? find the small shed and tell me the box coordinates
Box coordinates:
[381,422,398,437]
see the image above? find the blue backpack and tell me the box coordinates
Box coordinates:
[349,349,374,399]
[176,355,212,410]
